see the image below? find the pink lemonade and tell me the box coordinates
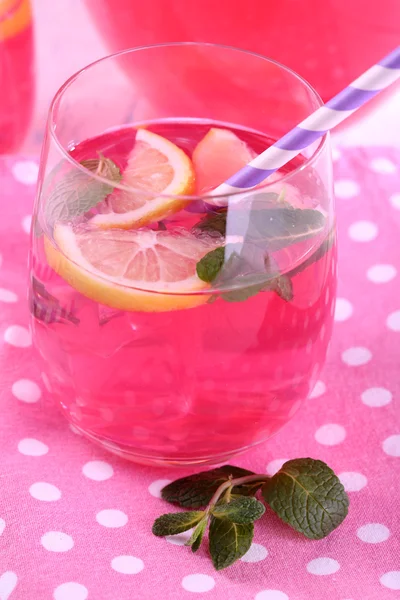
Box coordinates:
[30,121,336,466]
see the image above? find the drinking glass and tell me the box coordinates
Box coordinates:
[30,44,335,466]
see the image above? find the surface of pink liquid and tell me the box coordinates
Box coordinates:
[0,0,34,153]
[85,0,400,129]
[31,121,336,465]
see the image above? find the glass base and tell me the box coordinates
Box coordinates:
[70,423,260,467]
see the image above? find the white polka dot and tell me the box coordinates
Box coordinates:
[309,380,326,398]
[0,518,5,536]
[111,555,144,574]
[338,472,368,492]
[12,379,41,403]
[12,160,39,185]
[369,157,397,174]
[348,221,378,242]
[29,482,61,502]
[82,460,114,481]
[315,424,346,446]
[166,530,194,545]
[390,193,400,210]
[331,147,341,162]
[387,310,400,332]
[367,264,397,284]
[18,438,49,457]
[255,591,289,600]
[361,387,392,407]
[96,509,128,528]
[382,434,400,457]
[357,523,390,543]
[241,543,268,563]
[0,572,17,600]
[341,347,372,366]
[22,215,32,234]
[334,179,360,199]
[266,459,288,476]
[4,325,31,347]
[181,574,215,593]
[54,582,88,600]
[380,571,400,590]
[148,479,171,498]
[0,289,18,303]
[41,531,74,552]
[334,298,353,322]
[307,557,340,575]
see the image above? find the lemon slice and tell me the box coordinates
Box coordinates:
[92,129,195,229]
[45,224,215,312]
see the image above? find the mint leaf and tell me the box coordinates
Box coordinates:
[246,207,326,251]
[161,465,254,509]
[289,226,335,278]
[194,196,325,254]
[262,458,349,540]
[209,516,253,570]
[44,156,121,231]
[266,274,293,302]
[211,249,293,303]
[193,211,227,238]
[152,511,204,536]
[196,247,225,283]
[212,497,265,524]
[185,517,208,552]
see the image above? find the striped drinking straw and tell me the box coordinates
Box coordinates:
[209,46,400,206]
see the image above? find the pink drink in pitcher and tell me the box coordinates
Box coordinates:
[85,0,400,130]
[0,0,34,153]
[30,45,335,466]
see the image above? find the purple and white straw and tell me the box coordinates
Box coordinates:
[209,46,400,206]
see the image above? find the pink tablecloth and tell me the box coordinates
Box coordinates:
[0,148,399,600]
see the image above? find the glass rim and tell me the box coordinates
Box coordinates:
[48,41,328,201]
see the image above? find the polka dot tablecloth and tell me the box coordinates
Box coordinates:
[0,149,400,600]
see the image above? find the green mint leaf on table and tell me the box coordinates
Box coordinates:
[212,496,265,524]
[185,517,208,552]
[44,155,121,231]
[262,458,349,540]
[209,517,254,570]
[152,511,204,536]
[161,465,254,509]
[153,458,349,570]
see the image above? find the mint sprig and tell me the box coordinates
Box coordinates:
[197,246,293,303]
[152,458,349,570]
[192,198,326,251]
[193,196,328,304]
[43,155,121,231]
